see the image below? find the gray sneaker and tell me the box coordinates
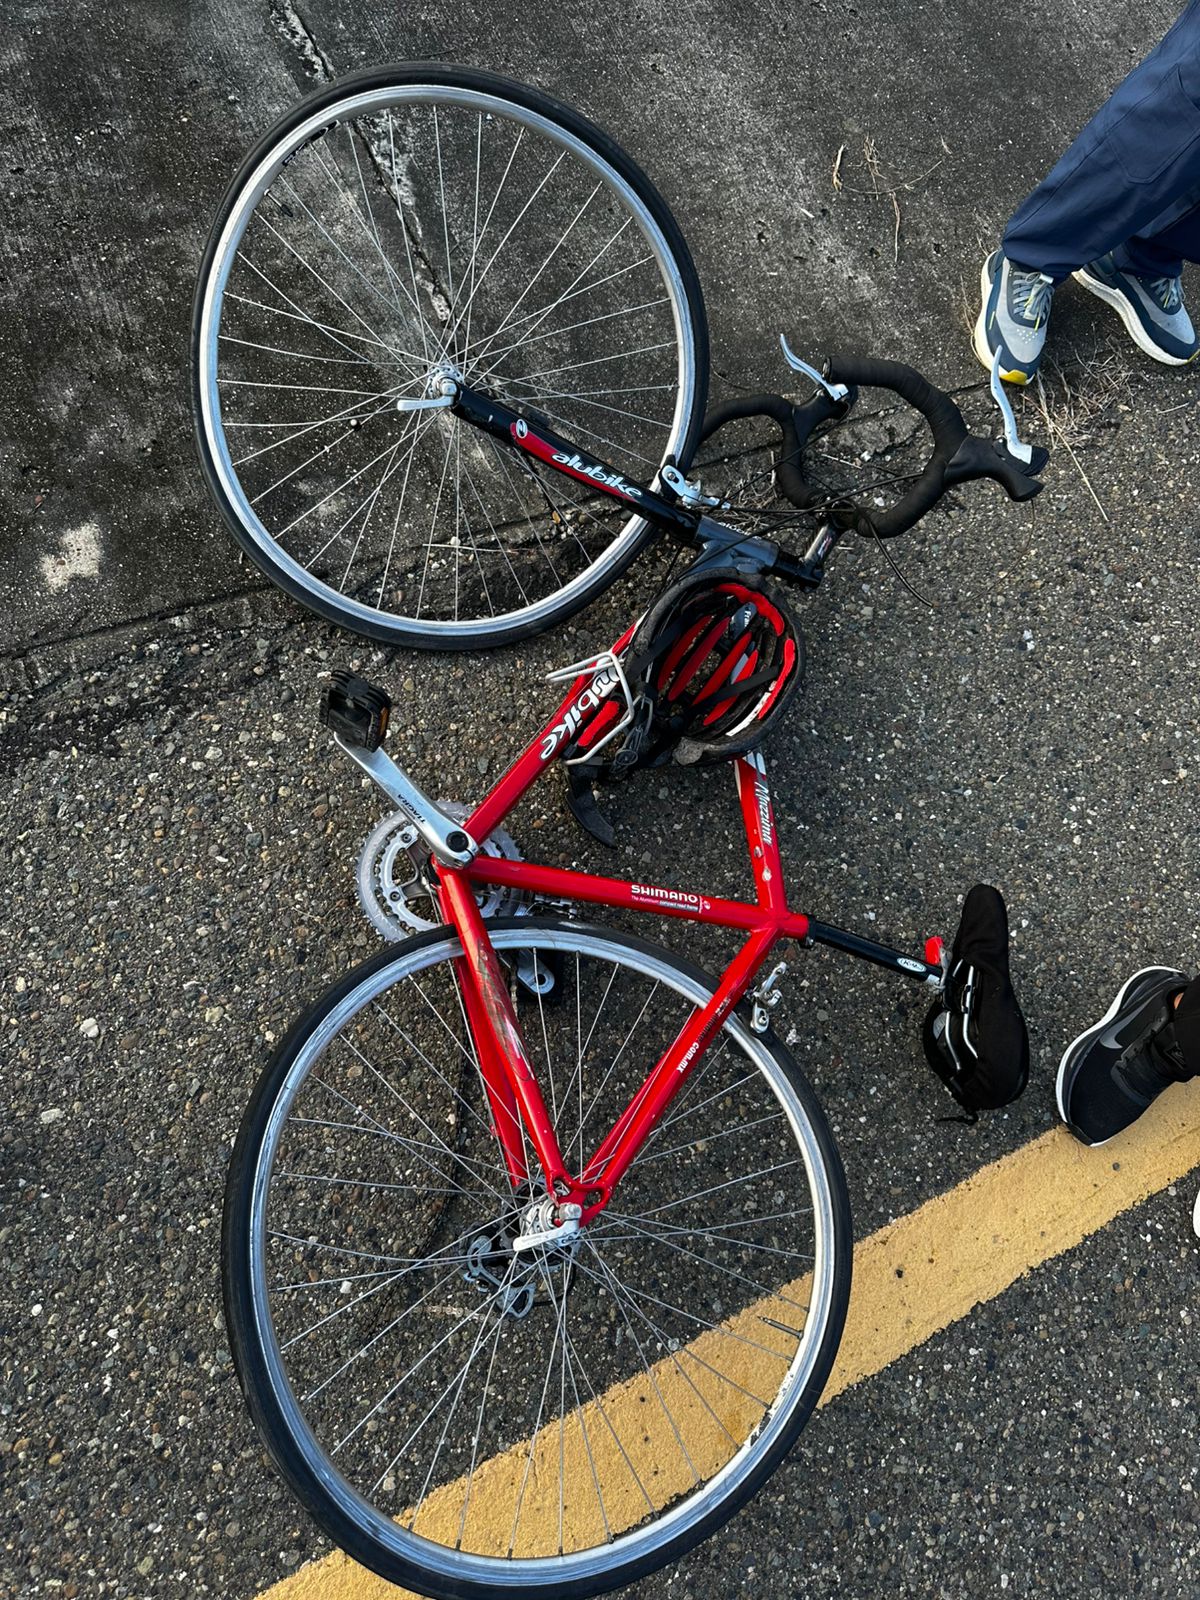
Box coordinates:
[973,249,1055,385]
[1073,253,1199,365]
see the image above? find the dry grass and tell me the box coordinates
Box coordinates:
[831,134,947,264]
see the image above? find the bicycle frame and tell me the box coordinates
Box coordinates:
[336,379,948,1226]
[416,636,945,1227]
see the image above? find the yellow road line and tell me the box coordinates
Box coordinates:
[258,1081,1200,1600]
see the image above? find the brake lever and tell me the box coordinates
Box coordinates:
[987,348,1034,464]
[943,435,1049,502]
[939,349,1049,503]
[779,334,852,403]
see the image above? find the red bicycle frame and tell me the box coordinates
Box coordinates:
[429,643,944,1225]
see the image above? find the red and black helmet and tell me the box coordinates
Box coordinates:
[570,569,804,775]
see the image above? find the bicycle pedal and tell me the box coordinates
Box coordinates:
[319,670,391,752]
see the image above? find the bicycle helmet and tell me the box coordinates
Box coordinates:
[569,569,805,776]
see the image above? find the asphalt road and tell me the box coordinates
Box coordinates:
[3,1,1199,1596]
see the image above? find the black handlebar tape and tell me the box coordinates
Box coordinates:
[697,392,843,511]
[823,355,970,538]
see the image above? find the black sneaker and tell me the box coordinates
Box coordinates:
[1056,967,1191,1146]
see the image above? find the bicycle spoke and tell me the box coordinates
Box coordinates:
[461,231,645,376]
[651,1055,750,1139]
[568,1250,772,1410]
[228,278,397,360]
[334,1037,512,1201]
[637,1159,802,1219]
[310,1072,501,1205]
[277,1168,467,1198]
[472,292,668,371]
[638,1107,786,1166]
[506,1254,571,1554]
[581,1238,720,1472]
[473,179,604,359]
[587,1265,788,1370]
[336,434,404,586]
[440,146,567,354]
[446,123,526,355]
[461,112,483,361]
[453,1255,522,1547]
[596,1211,815,1266]
[431,106,457,314]
[257,424,404,526]
[413,417,458,619]
[273,1263,428,1294]
[458,454,531,605]
[388,109,444,367]
[331,1270,512,1452]
[218,332,372,365]
[371,990,499,1148]
[372,405,437,603]
[584,1239,741,1449]
[233,378,407,466]
[566,977,658,1155]
[256,201,418,369]
[410,1265,519,1527]
[573,1243,699,1493]
[591,1207,809,1312]
[275,167,430,367]
[344,122,413,331]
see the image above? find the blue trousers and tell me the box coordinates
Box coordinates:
[1003,1,1200,282]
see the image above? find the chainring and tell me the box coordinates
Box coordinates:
[356,801,528,939]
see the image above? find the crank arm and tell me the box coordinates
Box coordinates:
[336,739,477,868]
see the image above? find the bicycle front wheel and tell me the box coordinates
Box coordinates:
[223,918,850,1599]
[192,65,709,648]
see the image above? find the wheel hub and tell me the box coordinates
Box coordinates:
[464,1193,584,1321]
[427,359,463,395]
[512,1195,583,1259]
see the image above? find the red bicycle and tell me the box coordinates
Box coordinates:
[208,65,1042,1600]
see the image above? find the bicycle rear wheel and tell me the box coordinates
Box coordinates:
[223,918,850,1598]
[192,65,709,648]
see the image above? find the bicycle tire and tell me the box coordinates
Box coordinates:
[223,916,850,1599]
[192,65,710,649]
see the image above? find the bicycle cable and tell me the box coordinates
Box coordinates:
[693,402,948,606]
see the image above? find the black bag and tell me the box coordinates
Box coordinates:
[923,884,1030,1114]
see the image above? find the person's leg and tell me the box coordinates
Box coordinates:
[1003,4,1200,281]
[1072,192,1200,364]
[1113,190,1200,279]
[1057,965,1195,1146]
[976,3,1200,381]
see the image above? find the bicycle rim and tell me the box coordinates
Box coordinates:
[227,921,847,1597]
[195,69,707,646]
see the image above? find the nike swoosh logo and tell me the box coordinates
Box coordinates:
[1098,1021,1131,1051]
